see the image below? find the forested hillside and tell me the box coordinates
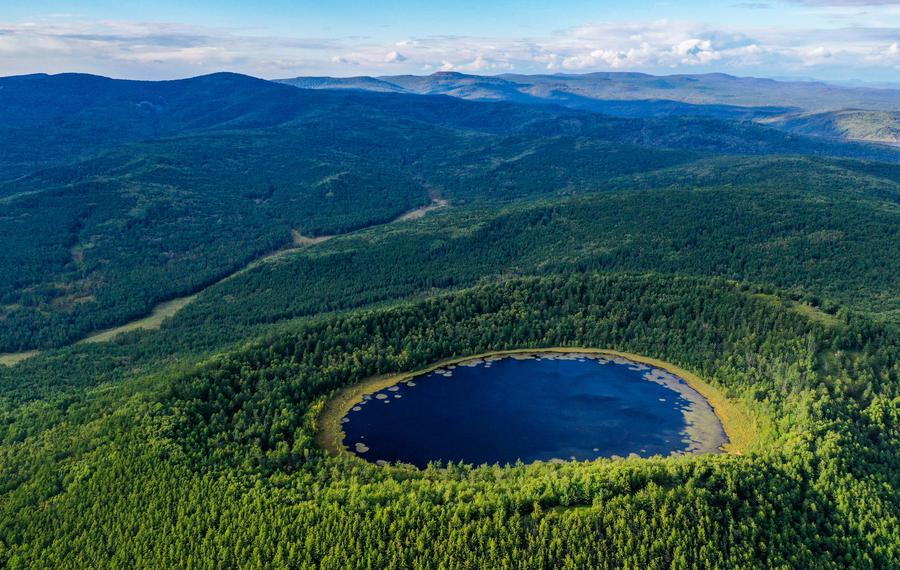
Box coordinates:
[5,73,896,352]
[172,155,900,333]
[1,274,897,567]
[282,71,900,114]
[765,109,900,144]
[0,71,898,568]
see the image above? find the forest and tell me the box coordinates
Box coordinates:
[1,274,897,567]
[2,72,899,352]
[0,70,898,568]
[175,155,900,333]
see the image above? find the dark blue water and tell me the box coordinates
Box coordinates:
[342,354,695,467]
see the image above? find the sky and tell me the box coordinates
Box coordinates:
[0,1,898,83]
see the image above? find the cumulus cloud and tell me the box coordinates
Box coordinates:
[0,14,897,81]
[439,55,513,72]
[0,19,341,78]
[383,50,407,63]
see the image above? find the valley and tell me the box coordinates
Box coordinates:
[0,69,896,568]
[0,197,450,364]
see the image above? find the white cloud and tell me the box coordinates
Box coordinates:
[383,50,406,63]
[0,15,896,81]
[0,19,341,78]
[876,41,900,66]
[672,39,722,64]
[439,55,513,72]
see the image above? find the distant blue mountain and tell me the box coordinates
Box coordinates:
[277,70,900,143]
[1,71,896,184]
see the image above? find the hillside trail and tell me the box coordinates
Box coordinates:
[0,197,448,365]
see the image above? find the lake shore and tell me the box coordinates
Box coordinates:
[316,347,757,465]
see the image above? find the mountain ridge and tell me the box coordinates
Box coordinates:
[277,70,900,144]
[3,70,895,186]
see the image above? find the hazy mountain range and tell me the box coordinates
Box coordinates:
[279,71,900,144]
[2,71,897,184]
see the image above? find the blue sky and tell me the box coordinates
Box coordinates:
[1,1,898,82]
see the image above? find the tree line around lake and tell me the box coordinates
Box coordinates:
[1,273,896,568]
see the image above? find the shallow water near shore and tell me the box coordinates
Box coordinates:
[342,352,728,467]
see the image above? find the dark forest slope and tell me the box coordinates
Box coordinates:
[4,73,896,351]
[0,72,898,569]
[4,71,897,182]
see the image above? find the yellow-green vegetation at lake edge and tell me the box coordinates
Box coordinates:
[1,61,898,569]
[317,347,759,466]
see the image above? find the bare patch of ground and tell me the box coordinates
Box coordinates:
[70,244,85,265]
[752,293,841,328]
[291,230,334,247]
[80,295,198,344]
[396,198,449,222]
[0,350,40,366]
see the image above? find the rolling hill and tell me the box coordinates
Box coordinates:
[764,109,900,144]
[2,72,897,352]
[281,71,900,111]
[0,70,898,568]
[279,71,900,144]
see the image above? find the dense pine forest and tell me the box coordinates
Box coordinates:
[1,274,898,567]
[0,71,898,568]
[2,73,899,352]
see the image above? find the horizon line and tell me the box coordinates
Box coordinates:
[6,69,900,90]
